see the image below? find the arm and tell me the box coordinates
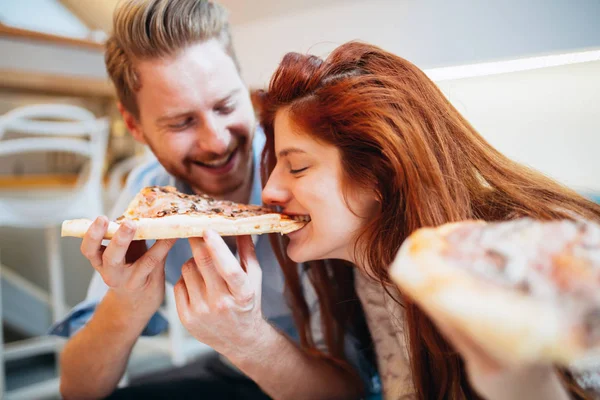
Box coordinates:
[174,232,363,400]
[59,217,175,399]
[231,322,361,400]
[60,291,149,399]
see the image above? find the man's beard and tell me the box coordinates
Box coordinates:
[144,137,252,198]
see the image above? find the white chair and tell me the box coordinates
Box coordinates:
[105,149,153,209]
[0,104,109,399]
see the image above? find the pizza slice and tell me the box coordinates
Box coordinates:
[390,218,600,366]
[61,186,308,240]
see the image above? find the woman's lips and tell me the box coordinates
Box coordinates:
[286,217,310,238]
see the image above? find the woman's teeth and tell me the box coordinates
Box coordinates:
[293,215,311,222]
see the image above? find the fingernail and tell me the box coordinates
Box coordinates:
[123,221,134,232]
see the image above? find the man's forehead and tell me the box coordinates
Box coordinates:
[134,43,243,118]
[138,46,237,87]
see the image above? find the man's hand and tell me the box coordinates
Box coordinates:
[174,230,266,360]
[80,216,176,319]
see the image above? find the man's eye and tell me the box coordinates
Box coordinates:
[215,103,235,115]
[290,167,308,174]
[169,117,193,130]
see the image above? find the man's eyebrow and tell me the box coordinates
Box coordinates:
[277,148,306,158]
[215,88,241,104]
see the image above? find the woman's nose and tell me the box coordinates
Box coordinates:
[262,172,290,207]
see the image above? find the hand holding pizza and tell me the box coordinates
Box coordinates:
[174,230,266,360]
[432,316,570,400]
[80,216,176,317]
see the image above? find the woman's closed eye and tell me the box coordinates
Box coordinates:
[290,166,309,175]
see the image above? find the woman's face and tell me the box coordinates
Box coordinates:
[262,108,379,264]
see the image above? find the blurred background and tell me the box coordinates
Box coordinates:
[0,0,599,398]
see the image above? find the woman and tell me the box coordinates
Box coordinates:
[258,42,600,399]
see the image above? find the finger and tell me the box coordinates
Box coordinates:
[203,230,251,301]
[237,235,261,285]
[102,221,137,268]
[180,257,206,304]
[130,239,176,285]
[173,277,190,318]
[80,216,109,268]
[189,237,228,296]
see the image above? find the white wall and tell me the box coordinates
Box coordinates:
[436,59,600,193]
[230,0,600,88]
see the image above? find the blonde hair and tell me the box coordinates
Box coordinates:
[105,0,239,117]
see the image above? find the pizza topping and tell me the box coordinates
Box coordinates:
[485,249,507,270]
[115,186,313,225]
[443,219,600,304]
[584,308,600,345]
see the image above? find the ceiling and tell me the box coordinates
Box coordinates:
[219,0,351,25]
[59,0,118,33]
[58,0,353,34]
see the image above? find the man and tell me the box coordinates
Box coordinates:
[53,1,377,399]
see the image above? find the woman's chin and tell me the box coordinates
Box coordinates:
[287,244,328,264]
[286,248,308,264]
[286,242,316,264]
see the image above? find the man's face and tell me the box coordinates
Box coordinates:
[123,39,256,197]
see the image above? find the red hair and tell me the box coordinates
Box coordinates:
[259,42,599,399]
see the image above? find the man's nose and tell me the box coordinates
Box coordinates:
[197,116,231,154]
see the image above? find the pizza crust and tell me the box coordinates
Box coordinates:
[390,224,593,366]
[61,213,306,240]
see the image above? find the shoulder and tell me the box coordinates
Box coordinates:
[355,272,405,329]
[126,157,173,190]
[355,273,414,399]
